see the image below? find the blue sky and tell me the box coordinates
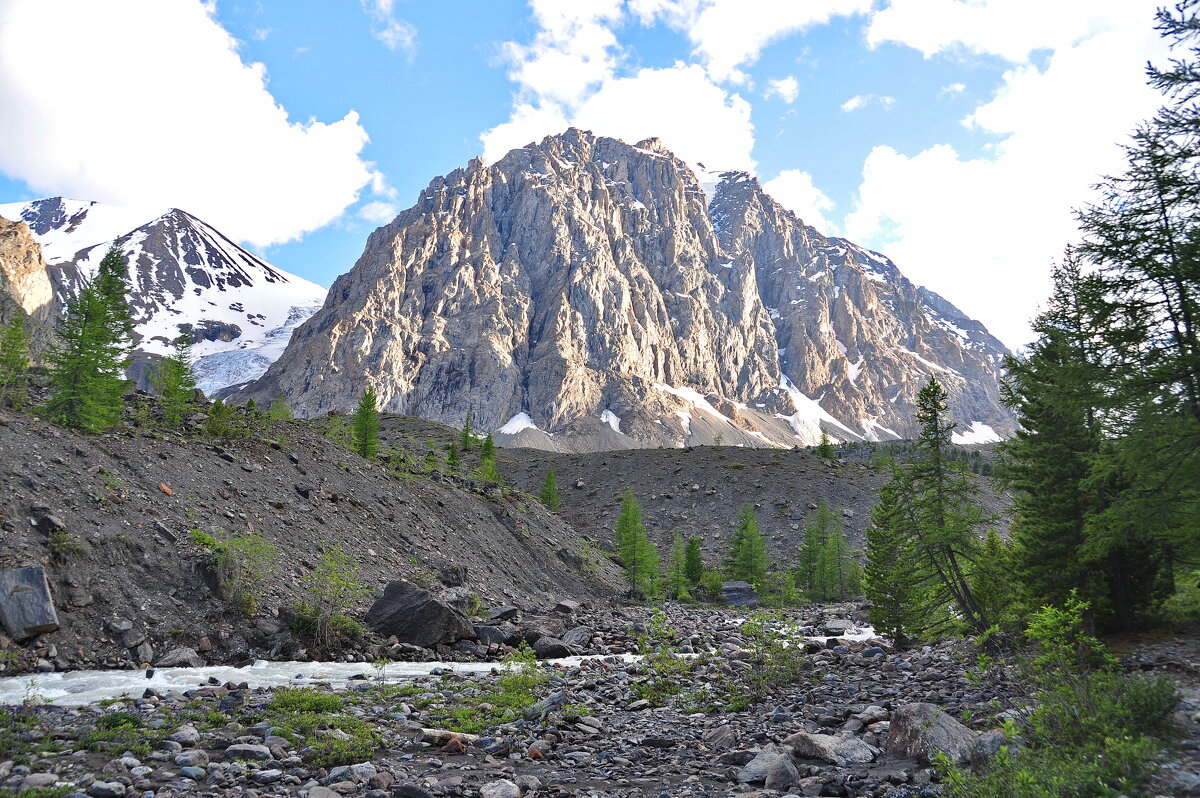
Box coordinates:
[0,0,1171,347]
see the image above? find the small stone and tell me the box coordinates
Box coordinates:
[174,749,207,767]
[252,769,283,784]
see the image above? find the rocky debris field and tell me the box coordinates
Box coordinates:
[0,405,626,674]
[1,603,1035,798]
[497,446,1010,564]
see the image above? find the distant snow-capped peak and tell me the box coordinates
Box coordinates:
[0,197,328,394]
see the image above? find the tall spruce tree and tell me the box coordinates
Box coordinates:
[44,243,133,432]
[864,481,922,643]
[152,330,199,427]
[460,410,475,450]
[725,503,769,589]
[0,315,31,409]
[864,377,991,638]
[352,385,380,459]
[1001,253,1109,623]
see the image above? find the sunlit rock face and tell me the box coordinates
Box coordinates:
[241,129,1012,451]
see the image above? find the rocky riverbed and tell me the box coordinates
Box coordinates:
[4,604,1198,798]
[0,604,1016,798]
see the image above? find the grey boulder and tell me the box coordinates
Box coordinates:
[887,702,978,765]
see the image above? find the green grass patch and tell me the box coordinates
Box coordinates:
[268,687,343,714]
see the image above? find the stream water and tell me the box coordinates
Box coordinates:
[0,627,876,706]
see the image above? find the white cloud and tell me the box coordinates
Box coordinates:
[360,0,417,55]
[841,93,896,112]
[0,0,380,248]
[765,76,800,104]
[500,0,624,108]
[845,18,1169,348]
[762,169,836,234]
[358,201,399,224]
[939,82,966,96]
[633,0,872,82]
[867,0,1156,63]
[482,3,755,173]
[573,63,756,171]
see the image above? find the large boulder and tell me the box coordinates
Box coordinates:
[887,703,977,765]
[366,580,474,648]
[736,744,793,784]
[0,566,59,641]
[721,581,759,608]
[155,646,206,668]
[783,731,875,766]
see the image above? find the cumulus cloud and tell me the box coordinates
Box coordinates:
[0,0,381,248]
[481,3,755,172]
[360,0,417,55]
[939,82,966,96]
[573,64,756,171]
[765,76,800,104]
[762,169,836,234]
[846,13,1168,348]
[631,0,872,82]
[840,93,896,112]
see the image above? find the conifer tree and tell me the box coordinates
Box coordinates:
[666,531,689,600]
[267,396,292,422]
[481,432,495,460]
[683,536,704,584]
[152,330,198,427]
[539,467,561,511]
[0,315,30,409]
[614,490,660,597]
[352,385,380,459]
[460,410,475,450]
[44,243,133,433]
[864,482,921,644]
[725,503,769,588]
[447,441,461,470]
[797,499,837,595]
[1001,254,1108,621]
[816,431,835,459]
[476,454,501,484]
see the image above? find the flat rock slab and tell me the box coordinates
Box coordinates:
[0,565,59,640]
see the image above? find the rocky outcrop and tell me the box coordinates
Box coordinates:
[239,129,1014,448]
[0,215,54,325]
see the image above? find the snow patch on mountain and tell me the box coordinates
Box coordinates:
[951,421,1001,445]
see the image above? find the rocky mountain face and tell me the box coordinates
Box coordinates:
[0,197,327,394]
[240,130,1013,449]
[0,214,54,323]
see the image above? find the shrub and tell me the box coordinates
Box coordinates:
[295,546,370,647]
[268,687,342,714]
[940,595,1179,797]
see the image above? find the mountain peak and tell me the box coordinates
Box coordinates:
[236,130,1013,450]
[2,197,327,395]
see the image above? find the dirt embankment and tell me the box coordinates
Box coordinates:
[0,407,625,673]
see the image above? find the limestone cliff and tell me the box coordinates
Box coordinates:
[240,130,1013,449]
